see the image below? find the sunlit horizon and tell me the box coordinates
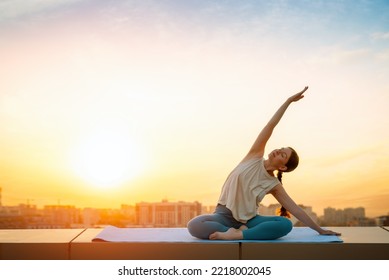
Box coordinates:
[1,1,388,219]
[0,190,386,219]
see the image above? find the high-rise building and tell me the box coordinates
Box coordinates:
[136,200,202,227]
[82,208,100,228]
[322,207,367,226]
[258,203,281,216]
[258,203,318,226]
[43,205,81,228]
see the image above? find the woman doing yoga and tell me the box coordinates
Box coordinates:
[187,86,341,240]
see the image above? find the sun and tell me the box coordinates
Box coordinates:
[70,126,145,188]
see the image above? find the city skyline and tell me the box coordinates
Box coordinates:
[0,187,386,219]
[1,196,383,230]
[1,1,388,219]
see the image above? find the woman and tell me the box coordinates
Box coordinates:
[187,86,340,240]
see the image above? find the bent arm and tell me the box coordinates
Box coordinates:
[270,184,341,235]
[244,87,308,160]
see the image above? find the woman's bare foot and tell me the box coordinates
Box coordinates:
[209,227,243,240]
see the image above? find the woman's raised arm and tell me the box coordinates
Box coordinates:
[243,86,309,161]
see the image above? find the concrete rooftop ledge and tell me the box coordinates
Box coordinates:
[0,227,388,260]
[0,229,85,260]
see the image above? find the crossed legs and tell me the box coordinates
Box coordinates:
[187,213,292,240]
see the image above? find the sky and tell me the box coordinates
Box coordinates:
[0,0,388,217]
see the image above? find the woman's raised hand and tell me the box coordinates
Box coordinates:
[288,86,309,103]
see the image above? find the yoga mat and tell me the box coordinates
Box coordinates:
[92,226,343,243]
[246,227,343,243]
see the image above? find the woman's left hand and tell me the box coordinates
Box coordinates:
[288,86,308,103]
[319,229,341,236]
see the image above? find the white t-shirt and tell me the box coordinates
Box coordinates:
[218,156,280,223]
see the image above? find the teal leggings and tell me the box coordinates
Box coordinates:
[187,204,292,240]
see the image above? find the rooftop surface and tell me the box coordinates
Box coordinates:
[0,227,388,260]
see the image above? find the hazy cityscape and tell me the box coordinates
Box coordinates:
[1,190,388,229]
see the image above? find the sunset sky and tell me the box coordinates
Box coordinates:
[1,0,388,217]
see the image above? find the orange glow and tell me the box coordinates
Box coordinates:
[69,124,146,189]
[0,1,388,219]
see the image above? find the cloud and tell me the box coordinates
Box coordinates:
[333,48,370,63]
[308,46,371,66]
[375,49,389,61]
[0,0,82,21]
[371,32,389,40]
[309,144,384,168]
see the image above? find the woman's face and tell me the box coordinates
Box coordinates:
[268,147,292,170]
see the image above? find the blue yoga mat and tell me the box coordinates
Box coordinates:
[92,226,343,243]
